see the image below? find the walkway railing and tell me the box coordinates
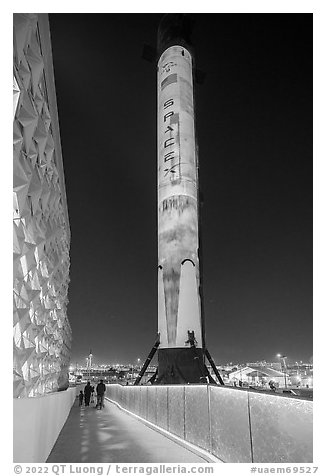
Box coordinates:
[107,383,313,463]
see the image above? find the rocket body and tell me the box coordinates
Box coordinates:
[157,41,204,383]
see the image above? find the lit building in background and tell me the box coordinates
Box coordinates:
[13,14,71,397]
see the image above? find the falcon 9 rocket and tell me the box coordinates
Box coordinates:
[156,14,206,384]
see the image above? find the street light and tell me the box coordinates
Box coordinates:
[277,354,287,388]
[85,357,89,381]
[295,361,300,378]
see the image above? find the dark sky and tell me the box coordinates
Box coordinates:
[48,13,312,366]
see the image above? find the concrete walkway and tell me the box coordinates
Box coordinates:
[47,397,217,463]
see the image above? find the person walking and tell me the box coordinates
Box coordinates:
[96,379,106,409]
[78,390,84,406]
[84,381,92,406]
[90,385,95,404]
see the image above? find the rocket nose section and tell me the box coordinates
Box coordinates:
[157,14,195,56]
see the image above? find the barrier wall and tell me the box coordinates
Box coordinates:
[13,387,77,463]
[106,384,313,463]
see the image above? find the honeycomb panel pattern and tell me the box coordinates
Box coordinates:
[13,14,72,398]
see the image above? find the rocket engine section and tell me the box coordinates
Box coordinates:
[157,43,204,383]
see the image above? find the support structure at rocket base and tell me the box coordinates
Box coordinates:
[156,15,206,384]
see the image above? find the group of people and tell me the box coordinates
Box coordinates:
[78,380,106,409]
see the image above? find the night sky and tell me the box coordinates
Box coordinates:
[48,13,312,366]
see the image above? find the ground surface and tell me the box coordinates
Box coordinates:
[47,397,218,463]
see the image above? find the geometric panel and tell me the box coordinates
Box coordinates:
[13,14,71,398]
[13,75,21,120]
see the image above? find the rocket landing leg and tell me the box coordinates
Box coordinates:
[134,335,224,385]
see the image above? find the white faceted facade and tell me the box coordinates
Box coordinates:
[13,14,72,398]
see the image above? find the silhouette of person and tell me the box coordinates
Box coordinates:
[90,385,95,403]
[84,381,92,406]
[96,379,106,409]
[78,390,84,406]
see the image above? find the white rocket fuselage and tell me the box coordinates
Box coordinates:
[157,44,203,382]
